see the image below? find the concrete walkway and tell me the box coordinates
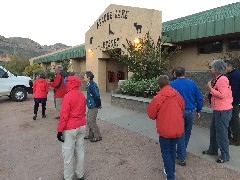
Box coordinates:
[48,91,240,172]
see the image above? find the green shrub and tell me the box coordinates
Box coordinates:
[120,77,158,97]
[24,64,42,77]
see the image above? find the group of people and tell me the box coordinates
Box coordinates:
[32,60,240,180]
[147,59,240,180]
[32,65,102,180]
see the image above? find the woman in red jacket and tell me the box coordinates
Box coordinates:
[33,73,49,120]
[57,76,86,180]
[147,75,185,180]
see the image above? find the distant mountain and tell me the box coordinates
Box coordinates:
[0,35,71,59]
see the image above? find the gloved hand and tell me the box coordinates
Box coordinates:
[57,132,64,142]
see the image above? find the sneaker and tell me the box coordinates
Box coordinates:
[216,158,229,163]
[77,176,84,180]
[163,168,166,175]
[42,115,46,118]
[33,115,37,120]
[84,135,94,140]
[55,116,60,119]
[176,159,186,166]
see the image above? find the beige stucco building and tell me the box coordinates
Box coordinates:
[30,2,240,91]
[85,4,161,91]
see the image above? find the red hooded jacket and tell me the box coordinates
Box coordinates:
[147,85,185,138]
[49,73,66,98]
[33,78,49,98]
[57,76,86,132]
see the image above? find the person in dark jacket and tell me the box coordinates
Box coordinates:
[169,67,177,81]
[147,75,185,180]
[57,76,86,180]
[170,67,203,166]
[32,72,49,120]
[49,65,67,119]
[225,60,240,146]
[83,71,102,142]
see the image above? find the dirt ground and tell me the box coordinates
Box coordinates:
[1,95,240,180]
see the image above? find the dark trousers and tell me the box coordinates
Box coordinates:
[228,105,240,141]
[34,102,46,116]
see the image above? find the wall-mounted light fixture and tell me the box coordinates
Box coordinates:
[134,38,140,44]
[88,49,93,53]
[133,38,141,50]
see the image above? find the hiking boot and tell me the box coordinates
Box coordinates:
[90,137,102,142]
[176,159,186,166]
[42,115,46,118]
[33,115,37,120]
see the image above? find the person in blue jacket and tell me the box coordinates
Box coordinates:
[170,67,203,166]
[83,71,102,142]
[225,60,240,146]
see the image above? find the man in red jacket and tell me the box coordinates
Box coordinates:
[147,75,185,180]
[49,65,67,119]
[57,76,86,180]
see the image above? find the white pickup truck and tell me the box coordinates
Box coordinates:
[0,66,33,102]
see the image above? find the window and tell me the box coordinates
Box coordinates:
[197,41,223,54]
[162,45,178,53]
[0,68,6,78]
[227,39,240,51]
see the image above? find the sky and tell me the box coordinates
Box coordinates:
[0,0,239,46]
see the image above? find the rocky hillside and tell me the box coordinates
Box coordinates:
[0,35,71,58]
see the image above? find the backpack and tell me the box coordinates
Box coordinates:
[63,76,67,85]
[55,71,68,89]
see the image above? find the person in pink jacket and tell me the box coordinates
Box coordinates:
[147,75,185,180]
[32,72,49,120]
[203,60,233,163]
[57,76,86,180]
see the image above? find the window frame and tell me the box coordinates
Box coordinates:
[197,41,223,54]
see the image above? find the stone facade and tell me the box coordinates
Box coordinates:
[186,71,213,93]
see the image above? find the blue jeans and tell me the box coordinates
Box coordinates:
[208,109,232,161]
[159,137,178,180]
[176,109,194,160]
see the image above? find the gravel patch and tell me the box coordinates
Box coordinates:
[0,95,240,180]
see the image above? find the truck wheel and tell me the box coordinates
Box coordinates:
[11,87,27,102]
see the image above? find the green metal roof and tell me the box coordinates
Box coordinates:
[162,2,240,43]
[32,44,86,64]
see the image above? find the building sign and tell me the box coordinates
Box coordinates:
[97,10,129,29]
[102,38,120,48]
[94,9,143,49]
